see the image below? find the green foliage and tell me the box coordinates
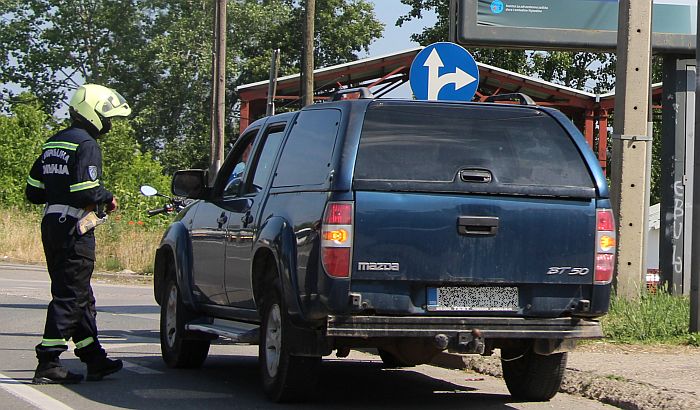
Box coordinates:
[99,120,171,222]
[0,97,52,205]
[530,51,615,93]
[602,286,691,343]
[0,0,149,109]
[0,99,170,222]
[1,0,383,174]
[688,333,700,347]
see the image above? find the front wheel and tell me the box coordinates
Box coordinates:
[259,282,320,402]
[501,344,567,401]
[160,277,210,368]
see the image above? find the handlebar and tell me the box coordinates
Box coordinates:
[147,207,168,217]
[147,202,182,217]
[143,192,186,217]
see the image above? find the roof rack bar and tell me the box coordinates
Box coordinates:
[484,93,536,106]
[331,87,374,101]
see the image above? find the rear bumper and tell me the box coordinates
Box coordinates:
[326,315,603,339]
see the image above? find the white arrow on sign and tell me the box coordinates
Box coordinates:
[423,48,477,100]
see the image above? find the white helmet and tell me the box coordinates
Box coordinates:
[69,84,131,133]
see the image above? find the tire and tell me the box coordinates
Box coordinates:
[501,344,567,401]
[377,349,415,368]
[160,277,210,368]
[259,282,321,402]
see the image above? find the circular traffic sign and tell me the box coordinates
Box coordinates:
[409,42,480,102]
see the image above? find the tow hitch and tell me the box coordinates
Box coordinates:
[435,329,485,354]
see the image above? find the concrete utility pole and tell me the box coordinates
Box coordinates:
[690,3,700,332]
[611,0,653,299]
[209,0,227,183]
[301,0,315,107]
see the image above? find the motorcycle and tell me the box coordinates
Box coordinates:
[140,185,186,217]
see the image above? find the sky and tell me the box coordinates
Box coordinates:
[363,1,437,97]
[364,1,436,57]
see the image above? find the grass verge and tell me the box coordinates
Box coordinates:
[602,286,700,346]
[0,207,161,274]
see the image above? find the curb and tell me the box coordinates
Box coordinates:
[0,262,152,284]
[429,352,700,410]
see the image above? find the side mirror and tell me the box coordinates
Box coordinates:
[140,185,158,197]
[172,169,208,199]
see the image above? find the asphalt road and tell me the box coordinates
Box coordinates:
[0,263,613,409]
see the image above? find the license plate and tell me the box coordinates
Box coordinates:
[427,286,519,312]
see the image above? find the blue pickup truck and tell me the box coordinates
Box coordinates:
[152,92,615,402]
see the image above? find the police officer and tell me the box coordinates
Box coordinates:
[25,84,131,384]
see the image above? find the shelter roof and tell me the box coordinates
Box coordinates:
[236,47,663,124]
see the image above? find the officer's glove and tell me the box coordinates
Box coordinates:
[106,197,118,213]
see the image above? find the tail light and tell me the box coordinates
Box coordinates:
[594,209,616,284]
[321,202,353,278]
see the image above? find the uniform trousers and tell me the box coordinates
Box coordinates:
[36,214,106,364]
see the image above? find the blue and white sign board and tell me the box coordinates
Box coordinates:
[409,42,479,101]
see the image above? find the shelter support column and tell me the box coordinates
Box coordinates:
[598,109,609,175]
[584,109,595,148]
[240,101,250,132]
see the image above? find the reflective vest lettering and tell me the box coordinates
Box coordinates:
[42,164,70,175]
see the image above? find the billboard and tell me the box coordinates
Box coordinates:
[457,0,697,52]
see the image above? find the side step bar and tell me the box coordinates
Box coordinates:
[186,319,260,344]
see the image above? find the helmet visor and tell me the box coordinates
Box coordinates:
[99,90,131,118]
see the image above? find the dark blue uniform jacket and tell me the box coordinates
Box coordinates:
[25,126,113,208]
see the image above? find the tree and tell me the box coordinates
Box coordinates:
[0,96,53,206]
[100,120,171,214]
[397,0,615,92]
[1,0,383,174]
[0,0,150,110]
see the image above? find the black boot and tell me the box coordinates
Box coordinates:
[33,346,83,385]
[33,361,83,385]
[75,340,123,381]
[86,357,123,381]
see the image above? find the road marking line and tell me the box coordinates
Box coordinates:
[0,372,74,410]
[122,360,164,375]
[0,279,49,284]
[102,342,158,351]
[107,313,159,321]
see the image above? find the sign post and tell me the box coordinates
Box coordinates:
[611,0,653,299]
[690,2,700,332]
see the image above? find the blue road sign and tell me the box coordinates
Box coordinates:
[409,42,479,102]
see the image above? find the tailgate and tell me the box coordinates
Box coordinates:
[353,191,596,285]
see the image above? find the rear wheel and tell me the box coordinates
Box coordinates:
[501,343,567,401]
[160,277,210,368]
[259,281,321,402]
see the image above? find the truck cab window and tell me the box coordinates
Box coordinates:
[223,141,254,197]
[247,126,286,194]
